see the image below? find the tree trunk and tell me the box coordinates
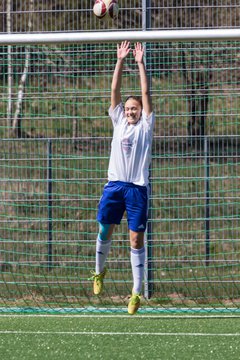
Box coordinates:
[181,46,211,148]
[12,0,34,137]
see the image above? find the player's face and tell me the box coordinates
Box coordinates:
[124,99,142,124]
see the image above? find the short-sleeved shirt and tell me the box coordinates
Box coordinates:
[107,103,155,186]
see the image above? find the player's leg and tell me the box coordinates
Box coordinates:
[125,184,148,314]
[129,230,145,293]
[91,182,125,295]
[91,223,115,295]
[96,223,115,274]
[127,230,145,314]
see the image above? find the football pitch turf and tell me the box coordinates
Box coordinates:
[0,314,239,359]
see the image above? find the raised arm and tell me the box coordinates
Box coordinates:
[133,42,152,116]
[111,41,131,110]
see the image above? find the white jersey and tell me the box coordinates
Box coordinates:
[107,103,155,186]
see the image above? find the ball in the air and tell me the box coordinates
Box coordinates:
[93,0,119,20]
[106,0,119,20]
[93,0,107,19]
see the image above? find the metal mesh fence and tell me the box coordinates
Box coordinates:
[0,1,240,313]
[1,1,240,33]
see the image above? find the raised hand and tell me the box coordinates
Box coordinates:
[133,42,144,64]
[117,41,131,60]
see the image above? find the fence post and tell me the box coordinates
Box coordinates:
[143,0,153,299]
[7,0,12,136]
[204,136,210,265]
[47,139,53,270]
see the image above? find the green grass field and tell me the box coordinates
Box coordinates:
[0,314,240,359]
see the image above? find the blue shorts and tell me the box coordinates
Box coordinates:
[97,181,149,232]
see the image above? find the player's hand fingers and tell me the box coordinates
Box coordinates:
[124,41,130,49]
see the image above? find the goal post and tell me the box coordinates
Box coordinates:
[1,29,240,45]
[1,30,240,314]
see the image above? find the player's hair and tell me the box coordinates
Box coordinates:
[125,95,143,109]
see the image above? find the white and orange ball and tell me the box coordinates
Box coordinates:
[93,0,119,20]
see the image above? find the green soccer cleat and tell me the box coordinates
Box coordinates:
[89,268,107,295]
[128,292,141,315]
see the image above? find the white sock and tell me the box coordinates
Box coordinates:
[130,247,145,295]
[95,236,111,274]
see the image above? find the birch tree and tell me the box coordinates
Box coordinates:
[12,0,34,137]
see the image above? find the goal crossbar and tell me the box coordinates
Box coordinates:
[1,29,240,45]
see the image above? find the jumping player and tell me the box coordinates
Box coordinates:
[90,41,155,315]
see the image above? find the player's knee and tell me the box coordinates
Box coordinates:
[130,231,144,249]
[98,222,111,241]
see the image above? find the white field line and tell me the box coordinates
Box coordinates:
[0,330,240,337]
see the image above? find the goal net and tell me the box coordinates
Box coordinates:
[0,31,240,314]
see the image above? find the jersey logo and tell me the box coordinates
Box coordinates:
[121,138,133,155]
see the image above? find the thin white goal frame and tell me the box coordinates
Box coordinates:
[1,29,240,45]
